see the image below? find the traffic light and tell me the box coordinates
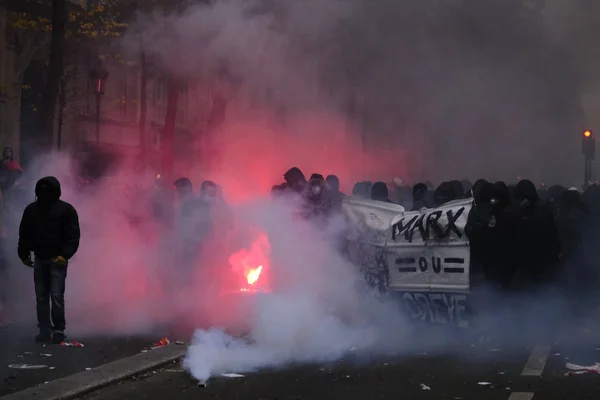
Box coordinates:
[583,129,596,160]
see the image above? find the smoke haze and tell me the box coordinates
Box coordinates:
[130,0,593,185]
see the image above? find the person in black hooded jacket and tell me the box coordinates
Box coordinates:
[371,182,392,203]
[511,179,560,286]
[17,176,80,344]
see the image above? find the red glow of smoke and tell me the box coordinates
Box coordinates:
[188,110,413,203]
[19,106,415,337]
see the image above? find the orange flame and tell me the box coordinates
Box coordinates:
[228,233,270,291]
[247,265,263,285]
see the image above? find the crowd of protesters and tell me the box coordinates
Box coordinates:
[1,158,598,339]
[272,166,599,295]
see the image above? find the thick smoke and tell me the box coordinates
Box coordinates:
[4,0,597,383]
[132,0,587,185]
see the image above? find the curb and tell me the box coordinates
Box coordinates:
[0,344,188,400]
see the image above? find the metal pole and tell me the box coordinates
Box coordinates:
[95,91,100,146]
[584,157,591,187]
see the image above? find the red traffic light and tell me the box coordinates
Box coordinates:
[584,130,592,138]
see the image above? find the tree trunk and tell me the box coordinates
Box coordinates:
[39,0,67,152]
[139,51,148,169]
[57,76,66,150]
[162,77,179,177]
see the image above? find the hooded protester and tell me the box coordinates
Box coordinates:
[352,181,372,199]
[449,180,465,200]
[283,167,307,194]
[511,179,561,285]
[461,180,473,196]
[471,179,489,201]
[554,188,589,265]
[491,181,511,214]
[173,177,198,218]
[411,182,429,211]
[325,174,344,211]
[433,181,455,207]
[371,182,392,203]
[173,177,200,248]
[17,177,80,344]
[465,181,495,283]
[271,184,282,198]
[303,175,329,220]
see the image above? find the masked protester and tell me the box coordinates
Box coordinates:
[303,175,328,220]
[411,183,429,211]
[17,177,80,344]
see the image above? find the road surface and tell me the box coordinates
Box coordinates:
[78,330,600,400]
[0,323,165,396]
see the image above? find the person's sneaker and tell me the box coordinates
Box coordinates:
[35,332,51,343]
[51,331,66,344]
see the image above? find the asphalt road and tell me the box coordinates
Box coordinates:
[0,323,166,396]
[78,329,600,400]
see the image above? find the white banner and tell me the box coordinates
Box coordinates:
[343,197,472,294]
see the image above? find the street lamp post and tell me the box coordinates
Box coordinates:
[582,129,596,188]
[89,64,109,146]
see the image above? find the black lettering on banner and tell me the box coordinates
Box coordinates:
[398,257,465,274]
[392,207,466,242]
[429,294,447,324]
[418,257,428,272]
[426,211,443,238]
[439,207,465,239]
[392,215,417,241]
[396,257,417,273]
[431,257,441,273]
[443,257,465,273]
[414,293,435,322]
[408,214,427,242]
[401,292,469,327]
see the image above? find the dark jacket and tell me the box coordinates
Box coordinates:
[18,177,80,261]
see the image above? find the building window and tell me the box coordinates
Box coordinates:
[153,80,166,122]
[119,70,138,120]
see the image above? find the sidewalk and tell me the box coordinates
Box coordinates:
[0,324,163,396]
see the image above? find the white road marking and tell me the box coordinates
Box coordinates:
[521,345,551,376]
[508,393,534,400]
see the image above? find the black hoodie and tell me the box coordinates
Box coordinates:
[18,176,80,261]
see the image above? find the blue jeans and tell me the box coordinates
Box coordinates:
[34,259,67,333]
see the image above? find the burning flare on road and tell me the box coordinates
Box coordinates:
[228,233,270,291]
[246,265,263,285]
